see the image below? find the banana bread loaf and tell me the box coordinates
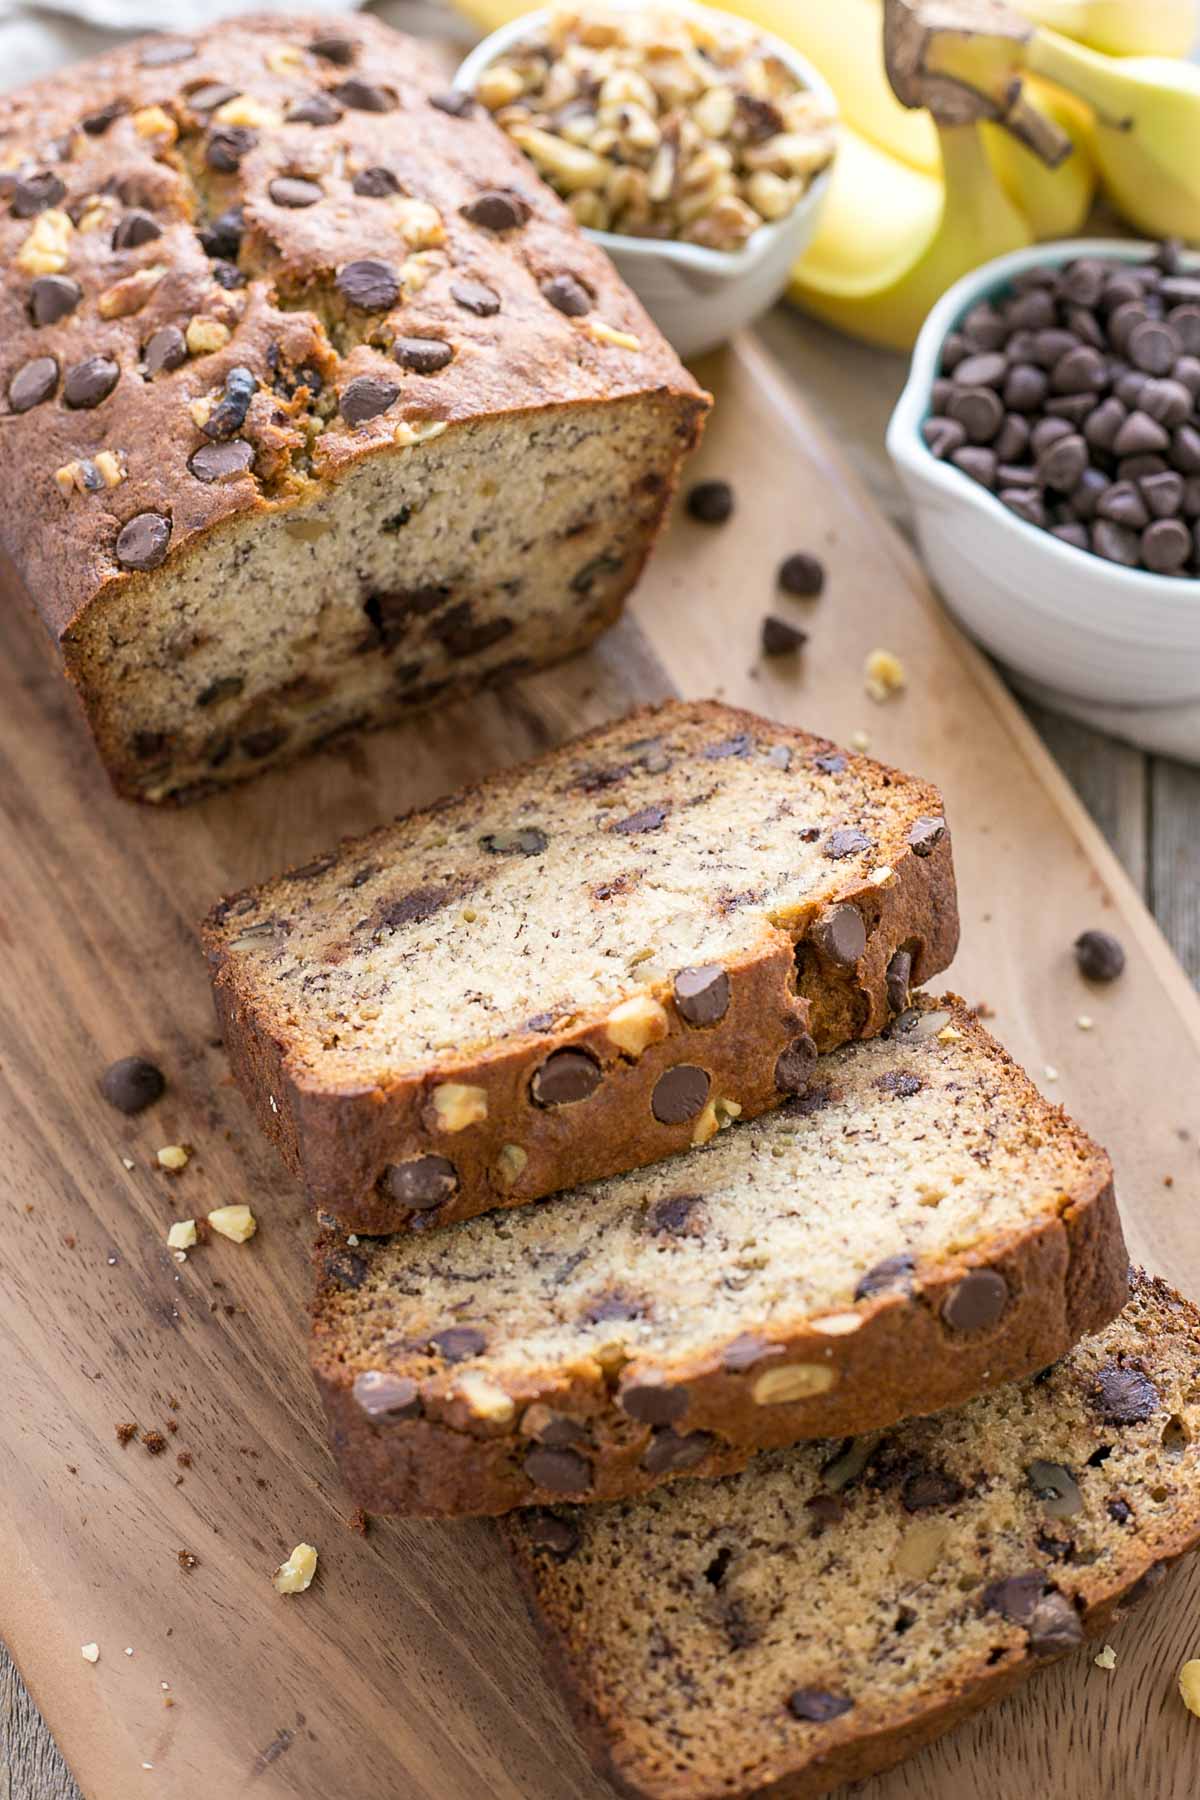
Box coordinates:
[506,1271,1200,1800]
[0,13,706,801]
[312,996,1126,1516]
[202,700,960,1232]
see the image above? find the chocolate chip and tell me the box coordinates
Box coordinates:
[429,1326,486,1363]
[902,1467,964,1510]
[854,1252,915,1300]
[63,355,119,410]
[270,177,324,208]
[325,1247,368,1289]
[761,615,807,655]
[525,1511,580,1556]
[352,1370,419,1419]
[1092,519,1140,565]
[824,827,871,859]
[1038,432,1088,490]
[1052,522,1090,550]
[188,440,255,483]
[642,1427,713,1474]
[1108,1498,1132,1524]
[332,79,396,112]
[1097,479,1148,528]
[923,416,967,458]
[10,171,66,218]
[393,336,454,374]
[340,374,400,426]
[524,1446,591,1492]
[948,384,1004,442]
[112,209,162,250]
[1113,410,1170,458]
[982,1570,1043,1625]
[812,903,866,966]
[673,965,730,1026]
[1003,364,1048,412]
[1140,469,1185,516]
[8,356,58,413]
[143,325,188,377]
[1028,1592,1083,1655]
[353,165,400,197]
[886,947,913,1014]
[953,350,1007,388]
[99,1056,165,1114]
[685,479,734,523]
[115,511,171,571]
[531,1048,601,1107]
[651,1065,710,1124]
[336,258,399,310]
[206,127,256,173]
[1093,1363,1160,1422]
[775,1035,817,1094]
[943,1268,1008,1332]
[450,278,501,317]
[81,100,127,135]
[876,1070,922,1097]
[951,444,997,488]
[1142,516,1192,572]
[541,273,591,316]
[382,1155,458,1211]
[813,750,847,774]
[722,1333,773,1373]
[203,366,257,440]
[787,1689,853,1723]
[186,82,240,113]
[139,39,195,66]
[310,34,356,63]
[611,806,666,835]
[621,1382,688,1426]
[462,188,531,231]
[1128,318,1179,375]
[776,551,825,598]
[480,827,547,856]
[288,92,344,126]
[28,274,80,327]
[1000,487,1045,527]
[1074,928,1125,982]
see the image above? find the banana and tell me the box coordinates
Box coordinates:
[981,75,1096,237]
[1017,0,1198,58]
[789,123,1031,352]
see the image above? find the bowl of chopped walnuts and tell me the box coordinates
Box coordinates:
[455,2,837,360]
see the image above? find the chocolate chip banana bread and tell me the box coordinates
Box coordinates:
[506,1271,1200,1800]
[202,701,959,1232]
[0,14,706,802]
[313,996,1126,1516]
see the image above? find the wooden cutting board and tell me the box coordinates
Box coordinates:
[2,335,1199,1800]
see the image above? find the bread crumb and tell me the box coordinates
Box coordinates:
[177,1549,198,1571]
[1076,1015,1094,1031]
[121,1156,135,1171]
[1094,1643,1116,1671]
[273,1543,318,1595]
[864,648,906,703]
[207,1204,257,1242]
[81,1643,99,1664]
[167,1220,197,1250]
[156,1145,190,1172]
[142,1430,167,1455]
[115,1422,138,1446]
[347,1508,368,1535]
[1180,1659,1200,1716]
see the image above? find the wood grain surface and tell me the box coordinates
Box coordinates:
[2,336,1199,1800]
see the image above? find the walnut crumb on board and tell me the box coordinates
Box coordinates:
[273,1543,318,1594]
[1094,1644,1117,1671]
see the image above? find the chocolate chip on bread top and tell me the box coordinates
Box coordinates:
[0,15,707,800]
[201,700,960,1232]
[312,994,1124,1517]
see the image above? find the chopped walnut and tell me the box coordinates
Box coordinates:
[588,319,641,351]
[16,209,72,275]
[207,1204,257,1242]
[133,105,177,141]
[864,649,907,703]
[273,1542,318,1595]
[55,453,126,498]
[186,316,232,356]
[213,94,282,131]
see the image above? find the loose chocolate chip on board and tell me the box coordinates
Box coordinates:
[541,273,592,316]
[1074,928,1125,982]
[288,92,344,126]
[673,964,731,1026]
[787,1689,854,1723]
[340,374,400,426]
[642,1428,713,1474]
[352,1371,419,1419]
[886,947,913,1014]
[382,1155,458,1210]
[100,1056,165,1114]
[63,355,119,410]
[525,1511,580,1556]
[620,1382,688,1426]
[29,274,80,326]
[143,325,188,376]
[270,177,324,208]
[188,440,255,483]
[1093,1363,1160,1422]
[8,357,58,413]
[450,278,501,317]
[332,79,396,111]
[393,336,454,373]
[651,1065,710,1124]
[943,1268,1009,1332]
[431,89,476,117]
[336,259,400,310]
[775,1035,817,1094]
[524,1446,592,1492]
[10,171,66,217]
[685,479,734,523]
[854,1252,915,1300]
[778,551,825,596]
[429,1326,486,1363]
[532,1048,602,1107]
[811,903,866,966]
[824,827,872,859]
[115,511,171,572]
[462,188,532,231]
[907,815,947,856]
[112,209,162,249]
[761,615,807,655]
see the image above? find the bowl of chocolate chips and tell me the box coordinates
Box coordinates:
[888,239,1200,709]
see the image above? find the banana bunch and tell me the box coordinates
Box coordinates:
[450,0,1200,351]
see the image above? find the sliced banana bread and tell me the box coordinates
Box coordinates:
[202,700,959,1232]
[312,996,1126,1516]
[505,1272,1200,1800]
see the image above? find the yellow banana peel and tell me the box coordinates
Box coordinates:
[1017,0,1198,59]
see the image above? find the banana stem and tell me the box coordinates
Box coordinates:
[1024,29,1136,128]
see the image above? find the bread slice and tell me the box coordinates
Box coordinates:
[505,1272,1200,1800]
[202,700,960,1232]
[311,996,1126,1516]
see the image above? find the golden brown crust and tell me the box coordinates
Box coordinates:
[310,997,1127,1518]
[203,700,961,1231]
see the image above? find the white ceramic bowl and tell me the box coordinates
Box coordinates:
[454,4,836,360]
[888,238,1200,710]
